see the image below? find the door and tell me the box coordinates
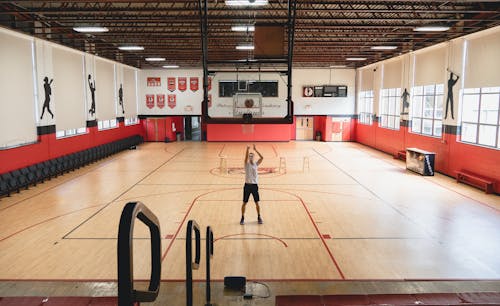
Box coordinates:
[331,117,350,141]
[296,116,314,140]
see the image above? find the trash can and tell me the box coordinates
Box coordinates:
[176,132,181,142]
[315,131,321,141]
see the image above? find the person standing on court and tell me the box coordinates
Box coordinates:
[241,144,263,225]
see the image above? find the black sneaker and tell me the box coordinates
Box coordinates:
[258,216,263,224]
[240,217,245,225]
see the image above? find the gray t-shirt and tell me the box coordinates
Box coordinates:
[245,162,258,184]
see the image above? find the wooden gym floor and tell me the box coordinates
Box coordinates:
[0,141,499,283]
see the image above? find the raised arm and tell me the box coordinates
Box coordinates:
[244,145,250,165]
[253,144,263,166]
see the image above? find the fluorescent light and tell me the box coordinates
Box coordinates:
[236,44,255,50]
[73,26,109,33]
[145,57,166,62]
[73,26,108,33]
[226,0,268,6]
[346,57,367,61]
[330,65,347,68]
[371,46,397,50]
[118,46,144,51]
[162,65,179,68]
[231,25,255,32]
[414,26,450,32]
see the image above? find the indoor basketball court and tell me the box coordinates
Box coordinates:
[1,0,500,305]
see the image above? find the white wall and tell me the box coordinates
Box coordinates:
[138,69,203,115]
[0,26,140,148]
[292,68,356,115]
[0,28,37,148]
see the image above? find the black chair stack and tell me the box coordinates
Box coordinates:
[0,135,143,199]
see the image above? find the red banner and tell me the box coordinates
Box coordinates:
[146,94,155,109]
[178,77,187,92]
[157,94,165,109]
[207,77,212,91]
[167,77,176,92]
[208,94,212,108]
[168,94,176,109]
[147,77,161,87]
[190,77,199,92]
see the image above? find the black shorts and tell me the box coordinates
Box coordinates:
[243,183,260,203]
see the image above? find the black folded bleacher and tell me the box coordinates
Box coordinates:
[0,135,143,199]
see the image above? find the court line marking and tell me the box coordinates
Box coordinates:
[159,186,346,280]
[266,188,346,280]
[312,147,437,241]
[61,148,186,239]
[423,176,500,213]
[160,188,239,262]
[214,233,288,247]
[341,142,500,213]
[0,278,499,282]
[0,203,106,243]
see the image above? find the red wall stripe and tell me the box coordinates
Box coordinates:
[354,119,500,193]
[0,121,144,174]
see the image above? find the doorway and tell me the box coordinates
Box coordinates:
[184,116,201,141]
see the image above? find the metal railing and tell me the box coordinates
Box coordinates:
[118,202,161,306]
[186,220,201,306]
[205,226,214,306]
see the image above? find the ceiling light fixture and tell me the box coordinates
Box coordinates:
[118,46,144,51]
[162,65,179,68]
[330,65,347,68]
[225,0,268,6]
[346,57,367,61]
[73,26,109,33]
[145,57,166,61]
[231,25,256,32]
[371,46,398,50]
[414,26,450,32]
[236,44,255,50]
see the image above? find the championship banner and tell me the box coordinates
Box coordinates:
[208,94,212,108]
[146,94,155,109]
[157,94,165,109]
[147,77,161,87]
[190,77,199,92]
[168,94,176,109]
[178,77,187,92]
[167,77,176,92]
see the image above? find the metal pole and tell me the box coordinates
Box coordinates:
[199,0,209,119]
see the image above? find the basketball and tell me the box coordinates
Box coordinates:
[244,99,254,108]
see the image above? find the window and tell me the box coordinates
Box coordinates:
[358,90,374,125]
[125,117,139,126]
[460,87,500,148]
[56,127,87,139]
[219,80,278,97]
[98,119,118,130]
[379,88,401,130]
[410,84,444,137]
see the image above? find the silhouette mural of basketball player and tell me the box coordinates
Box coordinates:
[401,88,410,115]
[445,70,460,119]
[88,74,96,116]
[40,77,54,119]
[118,84,125,114]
